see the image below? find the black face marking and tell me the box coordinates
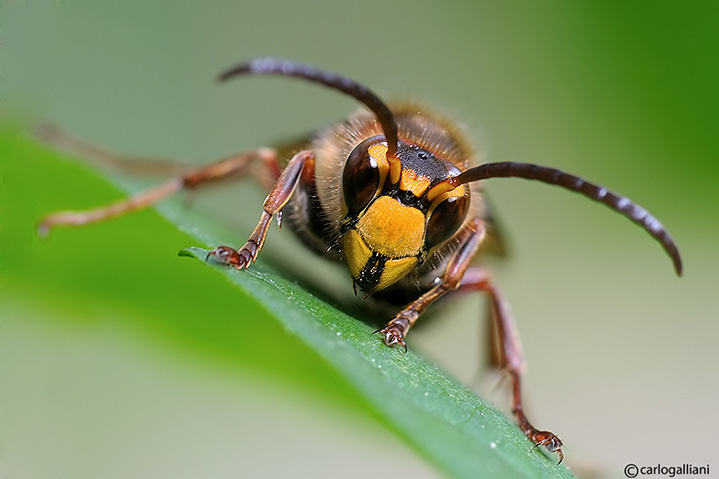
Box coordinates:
[355,252,387,292]
[382,184,427,210]
[371,140,465,213]
[397,188,424,208]
[339,214,358,234]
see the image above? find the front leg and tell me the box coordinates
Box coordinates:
[207,150,316,269]
[378,218,486,350]
[377,218,564,463]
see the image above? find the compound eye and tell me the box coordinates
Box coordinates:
[342,135,386,215]
[425,192,470,248]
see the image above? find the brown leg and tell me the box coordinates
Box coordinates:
[378,218,487,350]
[37,128,281,234]
[378,218,563,463]
[35,124,188,176]
[206,150,316,269]
[457,268,564,464]
[38,127,315,271]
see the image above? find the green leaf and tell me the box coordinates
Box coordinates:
[2,129,576,478]
[179,246,574,478]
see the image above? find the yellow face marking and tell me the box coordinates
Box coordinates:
[356,196,425,258]
[343,229,372,281]
[399,168,432,197]
[342,222,421,292]
[376,256,418,290]
[368,143,389,169]
[426,177,461,202]
[427,184,468,216]
[369,142,401,185]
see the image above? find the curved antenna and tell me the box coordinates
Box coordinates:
[217,57,400,159]
[432,162,682,276]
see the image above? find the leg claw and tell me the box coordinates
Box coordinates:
[531,430,564,465]
[374,326,408,353]
[206,242,257,269]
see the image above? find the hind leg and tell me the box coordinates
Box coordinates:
[38,128,281,234]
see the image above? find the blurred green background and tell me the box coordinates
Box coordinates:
[2,2,718,478]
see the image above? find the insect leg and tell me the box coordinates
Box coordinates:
[37,128,281,234]
[458,267,564,464]
[378,218,564,462]
[207,150,316,269]
[377,218,487,351]
[36,124,206,177]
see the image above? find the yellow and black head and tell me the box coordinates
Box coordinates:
[339,136,470,293]
[219,58,682,283]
